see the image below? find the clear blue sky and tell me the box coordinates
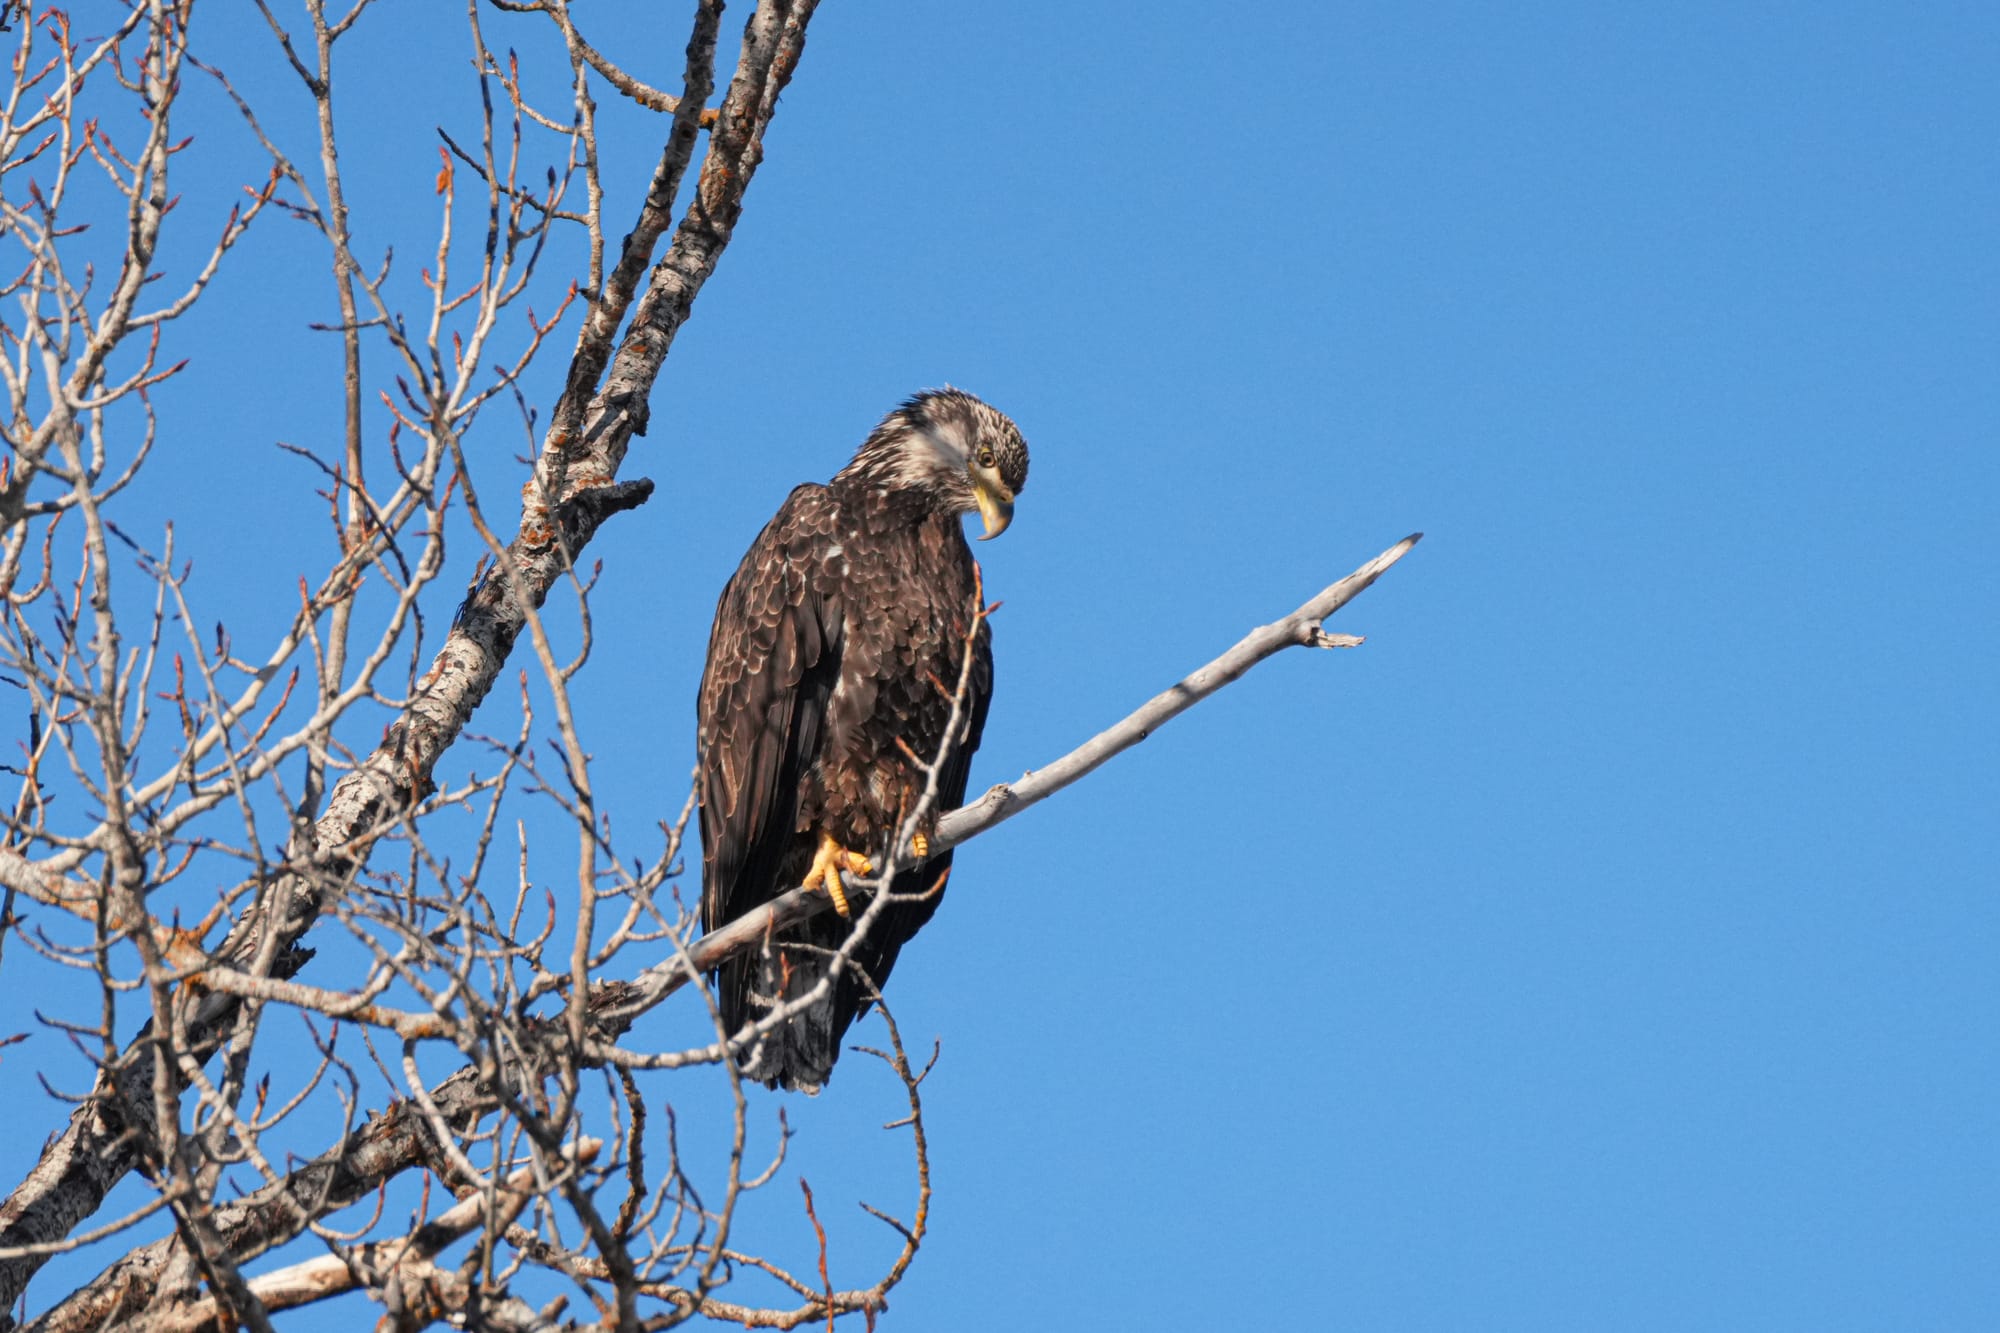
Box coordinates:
[7,3,1997,1328]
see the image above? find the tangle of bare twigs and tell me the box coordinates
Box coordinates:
[0,3,1415,1329]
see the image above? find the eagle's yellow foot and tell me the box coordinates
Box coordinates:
[910,831,929,859]
[803,831,873,919]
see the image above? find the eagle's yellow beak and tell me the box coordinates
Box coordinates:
[974,482,1015,540]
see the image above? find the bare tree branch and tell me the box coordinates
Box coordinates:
[938,532,1423,849]
[622,533,1425,1011]
[145,1140,601,1333]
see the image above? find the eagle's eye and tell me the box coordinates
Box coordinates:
[976,447,995,468]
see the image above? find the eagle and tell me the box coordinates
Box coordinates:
[697,388,1029,1091]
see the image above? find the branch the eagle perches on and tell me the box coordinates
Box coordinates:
[665,533,1423,1003]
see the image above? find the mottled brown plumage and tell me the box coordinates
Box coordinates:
[697,389,1028,1090]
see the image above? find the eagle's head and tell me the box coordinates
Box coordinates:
[838,388,1030,539]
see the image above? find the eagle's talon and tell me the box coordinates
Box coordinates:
[805,831,870,919]
[822,870,851,919]
[910,831,929,859]
[804,861,851,918]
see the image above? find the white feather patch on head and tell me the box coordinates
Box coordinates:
[884,417,971,490]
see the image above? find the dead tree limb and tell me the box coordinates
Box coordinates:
[936,532,1424,849]
[141,1140,602,1333]
[606,532,1425,1022]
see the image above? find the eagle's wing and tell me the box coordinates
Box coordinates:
[697,485,843,934]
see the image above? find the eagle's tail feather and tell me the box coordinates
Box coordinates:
[718,931,865,1094]
[712,865,945,1092]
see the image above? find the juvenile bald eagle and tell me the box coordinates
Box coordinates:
[697,388,1029,1091]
